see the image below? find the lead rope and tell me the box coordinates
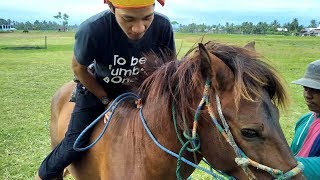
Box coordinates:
[172,91,234,180]
[74,92,232,179]
[210,92,256,179]
[74,81,303,180]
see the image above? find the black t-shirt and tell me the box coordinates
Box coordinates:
[74,10,175,97]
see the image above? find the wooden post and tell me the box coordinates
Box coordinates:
[45,36,47,49]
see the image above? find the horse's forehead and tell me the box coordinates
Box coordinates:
[240,90,279,124]
[261,90,279,122]
[223,89,278,122]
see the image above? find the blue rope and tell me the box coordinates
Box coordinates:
[73,92,234,180]
[139,106,234,180]
[73,92,139,151]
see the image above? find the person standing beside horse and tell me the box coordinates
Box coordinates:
[35,0,175,179]
[291,59,320,179]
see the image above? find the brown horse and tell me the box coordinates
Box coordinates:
[50,41,304,179]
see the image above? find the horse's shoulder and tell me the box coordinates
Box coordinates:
[51,81,76,116]
[52,81,75,100]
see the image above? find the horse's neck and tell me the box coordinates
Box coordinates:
[141,97,199,178]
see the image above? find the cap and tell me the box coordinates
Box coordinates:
[104,0,165,8]
[292,59,320,90]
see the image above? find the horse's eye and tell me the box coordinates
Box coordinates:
[241,129,259,138]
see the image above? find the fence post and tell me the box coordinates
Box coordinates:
[45,36,47,49]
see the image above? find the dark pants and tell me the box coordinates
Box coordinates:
[38,84,105,179]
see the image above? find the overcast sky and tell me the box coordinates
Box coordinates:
[1,0,319,26]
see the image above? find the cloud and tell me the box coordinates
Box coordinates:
[1,0,319,25]
[155,0,319,25]
[158,0,320,12]
[0,0,107,24]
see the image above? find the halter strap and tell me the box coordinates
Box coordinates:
[201,80,304,179]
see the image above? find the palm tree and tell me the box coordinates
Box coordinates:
[53,12,62,25]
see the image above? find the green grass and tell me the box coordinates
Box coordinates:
[0,31,319,179]
[0,31,73,180]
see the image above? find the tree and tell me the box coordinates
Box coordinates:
[269,20,281,33]
[253,22,269,34]
[6,19,12,25]
[240,22,254,34]
[34,20,41,30]
[53,12,62,25]
[289,18,299,33]
[225,22,235,34]
[171,21,178,26]
[0,18,7,25]
[53,12,69,31]
[25,21,33,30]
[309,20,317,28]
[189,23,197,33]
[62,13,69,26]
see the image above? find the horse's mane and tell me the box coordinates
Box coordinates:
[136,41,288,128]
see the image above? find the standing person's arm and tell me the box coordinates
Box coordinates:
[296,157,320,179]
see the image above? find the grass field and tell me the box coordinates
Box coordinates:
[0,31,319,179]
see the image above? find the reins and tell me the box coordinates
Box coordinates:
[73,92,229,179]
[73,92,140,151]
[73,80,303,180]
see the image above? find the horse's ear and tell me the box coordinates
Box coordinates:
[244,41,255,51]
[199,43,234,91]
[199,43,213,79]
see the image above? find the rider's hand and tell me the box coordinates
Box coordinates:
[103,111,112,124]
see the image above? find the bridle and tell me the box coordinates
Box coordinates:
[73,80,304,180]
[188,80,304,179]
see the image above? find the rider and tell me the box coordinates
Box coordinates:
[35,0,175,179]
[291,59,320,179]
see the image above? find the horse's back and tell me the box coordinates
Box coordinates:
[50,81,76,148]
[48,82,183,179]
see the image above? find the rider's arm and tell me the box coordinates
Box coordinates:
[72,55,108,101]
[296,157,320,179]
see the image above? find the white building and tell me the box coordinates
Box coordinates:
[300,26,320,36]
[276,28,288,32]
[0,25,17,32]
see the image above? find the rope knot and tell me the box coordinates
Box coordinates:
[274,162,304,180]
[235,157,250,167]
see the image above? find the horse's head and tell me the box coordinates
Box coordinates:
[189,42,303,179]
[138,41,304,179]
